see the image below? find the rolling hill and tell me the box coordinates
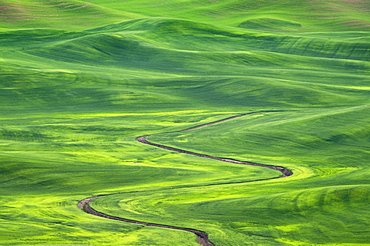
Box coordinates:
[0,0,369,245]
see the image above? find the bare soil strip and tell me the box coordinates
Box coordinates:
[78,111,292,246]
[78,197,214,246]
[136,136,292,177]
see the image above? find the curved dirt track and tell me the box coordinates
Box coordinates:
[78,196,213,246]
[78,111,293,246]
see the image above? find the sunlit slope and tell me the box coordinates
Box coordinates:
[2,18,369,114]
[0,0,141,30]
[92,179,370,245]
[150,107,370,170]
[143,103,370,244]
[93,109,370,245]
[84,0,370,31]
[0,110,284,245]
[24,18,370,62]
[1,0,369,32]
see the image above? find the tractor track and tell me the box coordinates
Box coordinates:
[78,111,293,246]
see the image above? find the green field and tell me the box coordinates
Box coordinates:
[1,0,370,245]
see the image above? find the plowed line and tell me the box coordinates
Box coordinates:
[78,111,292,246]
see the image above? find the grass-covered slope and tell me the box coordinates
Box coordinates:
[1,0,370,245]
[2,0,369,32]
[0,0,141,30]
[78,0,370,32]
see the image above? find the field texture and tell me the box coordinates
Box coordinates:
[1,0,370,245]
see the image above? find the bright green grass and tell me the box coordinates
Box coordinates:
[150,107,370,169]
[1,0,369,32]
[77,0,370,32]
[1,0,370,245]
[92,181,370,245]
[0,111,282,245]
[95,108,370,245]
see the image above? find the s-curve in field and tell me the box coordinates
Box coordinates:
[79,112,293,246]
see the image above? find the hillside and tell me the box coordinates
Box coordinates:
[0,0,369,245]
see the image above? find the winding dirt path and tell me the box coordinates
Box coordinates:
[78,196,213,246]
[78,111,293,246]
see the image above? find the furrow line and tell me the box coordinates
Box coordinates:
[78,111,293,246]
